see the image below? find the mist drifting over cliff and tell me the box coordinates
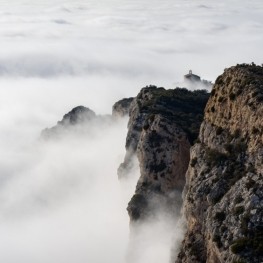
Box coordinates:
[0,0,263,262]
[0,115,139,263]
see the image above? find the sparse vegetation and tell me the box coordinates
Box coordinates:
[233,129,241,138]
[232,258,247,263]
[180,64,263,262]
[252,127,259,134]
[214,211,226,222]
[149,161,166,173]
[234,206,244,216]
[229,93,236,101]
[216,126,223,135]
[246,178,256,189]
[235,195,244,204]
[205,148,228,166]
[231,232,263,257]
[213,234,222,248]
[190,157,198,167]
[138,87,210,144]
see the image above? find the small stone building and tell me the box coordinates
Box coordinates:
[184,70,201,83]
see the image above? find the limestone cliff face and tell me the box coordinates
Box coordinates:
[119,86,209,220]
[177,64,263,263]
[128,113,190,220]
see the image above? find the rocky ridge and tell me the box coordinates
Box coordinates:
[41,97,133,140]
[176,64,263,263]
[41,105,113,139]
[118,86,209,220]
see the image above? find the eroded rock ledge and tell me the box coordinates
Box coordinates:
[176,64,263,263]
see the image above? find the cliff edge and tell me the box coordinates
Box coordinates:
[119,86,209,221]
[177,64,263,263]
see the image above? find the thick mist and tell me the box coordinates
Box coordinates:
[0,0,262,85]
[0,116,139,263]
[0,0,263,262]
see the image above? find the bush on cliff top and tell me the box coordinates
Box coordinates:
[139,87,210,144]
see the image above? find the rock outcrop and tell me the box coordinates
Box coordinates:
[41,105,114,139]
[177,64,263,263]
[112,97,134,117]
[41,106,96,139]
[58,106,96,125]
[119,86,210,221]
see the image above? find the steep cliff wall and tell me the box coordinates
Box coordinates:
[177,64,263,263]
[118,86,209,221]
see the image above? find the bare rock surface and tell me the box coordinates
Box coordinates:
[118,85,209,221]
[176,64,263,263]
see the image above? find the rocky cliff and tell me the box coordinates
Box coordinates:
[177,64,263,263]
[112,97,134,118]
[41,105,112,139]
[40,64,262,263]
[118,86,209,221]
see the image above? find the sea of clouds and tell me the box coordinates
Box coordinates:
[0,0,262,262]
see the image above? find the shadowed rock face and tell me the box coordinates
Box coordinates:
[127,113,191,220]
[40,105,117,140]
[41,106,97,139]
[58,106,96,125]
[112,97,134,118]
[176,64,263,263]
[118,86,210,221]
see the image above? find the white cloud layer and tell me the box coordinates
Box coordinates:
[0,0,262,83]
[0,116,140,263]
[0,0,262,262]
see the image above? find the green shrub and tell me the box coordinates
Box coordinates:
[213,234,222,248]
[206,148,228,166]
[232,259,247,263]
[234,206,244,216]
[190,157,198,167]
[138,87,210,145]
[235,195,244,204]
[246,178,256,189]
[240,214,250,234]
[231,233,263,257]
[231,238,249,254]
[252,127,259,134]
[233,129,241,138]
[218,96,224,102]
[216,126,223,135]
[230,93,236,100]
[214,211,226,222]
[211,106,215,112]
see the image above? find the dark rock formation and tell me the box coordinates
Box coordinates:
[41,106,111,139]
[112,97,134,117]
[119,85,210,221]
[177,64,263,263]
[57,106,96,125]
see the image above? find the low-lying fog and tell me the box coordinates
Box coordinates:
[0,117,134,263]
[0,0,262,262]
